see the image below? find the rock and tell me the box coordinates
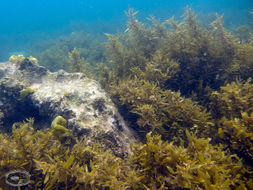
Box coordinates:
[0,58,137,157]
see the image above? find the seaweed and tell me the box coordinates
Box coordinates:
[234,25,253,43]
[19,87,36,100]
[105,7,253,102]
[127,131,245,189]
[231,43,253,80]
[111,77,212,139]
[104,8,167,84]
[218,112,253,164]
[0,119,249,189]
[51,115,73,143]
[163,9,240,97]
[130,50,179,87]
[68,48,82,73]
[9,54,38,65]
[102,7,253,141]
[68,48,94,79]
[211,79,253,164]
[211,78,253,119]
[0,117,128,189]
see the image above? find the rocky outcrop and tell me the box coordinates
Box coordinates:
[0,58,137,157]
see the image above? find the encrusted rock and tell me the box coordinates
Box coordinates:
[0,58,137,157]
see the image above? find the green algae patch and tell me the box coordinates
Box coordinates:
[9,55,38,65]
[19,87,36,100]
[51,116,72,142]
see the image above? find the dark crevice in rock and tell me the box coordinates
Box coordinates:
[1,98,51,133]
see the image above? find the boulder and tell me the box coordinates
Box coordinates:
[0,58,137,157]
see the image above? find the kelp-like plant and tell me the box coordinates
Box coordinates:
[0,117,125,189]
[105,7,253,102]
[125,8,164,60]
[211,78,253,119]
[163,9,240,98]
[211,78,253,164]
[111,77,212,139]
[218,112,253,164]
[234,25,253,44]
[0,119,250,190]
[68,48,82,73]
[130,50,179,87]
[105,8,213,137]
[68,48,94,78]
[104,8,169,85]
[101,7,253,143]
[231,43,253,81]
[0,118,74,189]
[127,131,246,189]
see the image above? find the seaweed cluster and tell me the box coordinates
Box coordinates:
[9,54,38,65]
[102,8,217,138]
[19,87,36,100]
[104,7,253,94]
[128,131,247,189]
[111,77,212,138]
[235,25,253,44]
[211,79,253,164]
[97,8,253,186]
[0,118,249,189]
[101,7,253,138]
[0,118,120,189]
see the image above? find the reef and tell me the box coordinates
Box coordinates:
[0,56,137,157]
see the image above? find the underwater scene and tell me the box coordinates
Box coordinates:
[0,0,253,189]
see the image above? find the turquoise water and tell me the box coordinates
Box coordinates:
[0,0,252,61]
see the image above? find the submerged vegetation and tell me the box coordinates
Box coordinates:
[111,77,212,139]
[29,31,105,73]
[0,119,250,189]
[9,54,38,65]
[1,6,253,189]
[211,79,253,164]
[102,7,253,142]
[103,7,253,94]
